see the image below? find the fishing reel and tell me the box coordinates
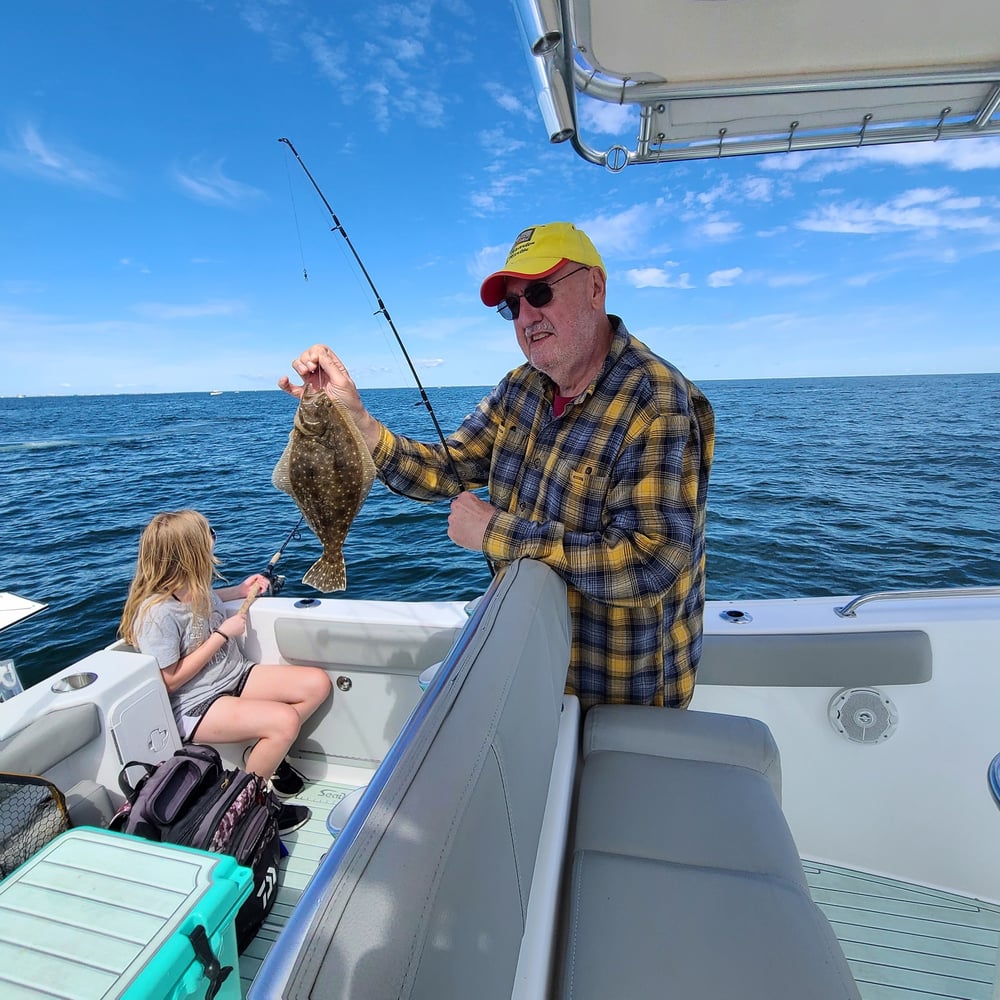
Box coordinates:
[263,568,286,597]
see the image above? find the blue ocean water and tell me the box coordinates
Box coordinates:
[2,373,998,690]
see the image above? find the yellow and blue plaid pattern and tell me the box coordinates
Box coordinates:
[372,320,714,710]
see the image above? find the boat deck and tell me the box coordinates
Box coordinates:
[807,860,1000,999]
[236,778,1000,999]
[239,777,357,993]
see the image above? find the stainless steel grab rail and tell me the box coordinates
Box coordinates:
[835,586,1000,618]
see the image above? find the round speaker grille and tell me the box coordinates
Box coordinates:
[828,687,898,743]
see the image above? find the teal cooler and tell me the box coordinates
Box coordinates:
[0,826,252,999]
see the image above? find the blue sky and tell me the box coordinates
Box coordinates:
[2,1,999,397]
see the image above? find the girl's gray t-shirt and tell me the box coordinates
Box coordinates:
[136,592,252,726]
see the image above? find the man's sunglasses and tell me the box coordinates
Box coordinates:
[497,266,589,321]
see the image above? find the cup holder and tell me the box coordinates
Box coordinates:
[51,671,98,693]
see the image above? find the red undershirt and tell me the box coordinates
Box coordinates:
[553,393,574,417]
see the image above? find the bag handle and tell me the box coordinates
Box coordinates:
[118,760,157,799]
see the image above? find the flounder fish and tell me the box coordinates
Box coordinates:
[272,385,376,592]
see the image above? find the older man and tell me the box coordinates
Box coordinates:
[281,222,714,710]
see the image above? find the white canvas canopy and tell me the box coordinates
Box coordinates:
[514,0,1000,167]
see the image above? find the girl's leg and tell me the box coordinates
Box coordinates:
[192,695,302,780]
[239,664,332,725]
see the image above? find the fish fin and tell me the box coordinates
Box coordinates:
[302,554,347,593]
[272,433,295,497]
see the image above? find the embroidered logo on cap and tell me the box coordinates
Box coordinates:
[507,228,536,260]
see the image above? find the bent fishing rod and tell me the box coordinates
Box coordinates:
[279,137,466,491]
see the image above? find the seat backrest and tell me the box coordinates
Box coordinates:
[0,703,102,776]
[252,558,571,1000]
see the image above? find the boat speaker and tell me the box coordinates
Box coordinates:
[828,687,898,744]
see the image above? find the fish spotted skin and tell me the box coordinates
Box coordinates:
[272,386,376,592]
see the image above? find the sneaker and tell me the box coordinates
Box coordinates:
[277,802,311,835]
[270,758,306,798]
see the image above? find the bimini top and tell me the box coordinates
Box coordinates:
[513,0,1000,168]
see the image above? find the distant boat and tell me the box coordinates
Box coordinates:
[209,390,224,396]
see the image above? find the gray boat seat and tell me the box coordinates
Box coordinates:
[0,703,115,828]
[265,558,574,1000]
[582,703,782,800]
[561,704,860,1000]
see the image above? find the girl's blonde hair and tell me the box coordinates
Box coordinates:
[119,510,221,646]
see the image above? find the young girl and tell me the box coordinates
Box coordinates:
[119,509,332,834]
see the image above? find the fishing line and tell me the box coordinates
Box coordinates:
[282,150,309,282]
[278,136,496,578]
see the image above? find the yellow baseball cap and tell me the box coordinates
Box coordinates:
[479,222,606,307]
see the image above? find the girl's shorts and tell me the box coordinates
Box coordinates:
[181,664,256,741]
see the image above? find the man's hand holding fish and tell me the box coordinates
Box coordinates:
[279,344,381,454]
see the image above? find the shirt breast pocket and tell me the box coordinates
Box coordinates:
[556,459,610,529]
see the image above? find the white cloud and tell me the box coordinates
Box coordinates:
[486,83,530,117]
[625,268,693,289]
[742,176,775,202]
[0,122,120,194]
[580,204,654,257]
[172,159,265,206]
[763,136,1000,180]
[699,219,742,239]
[707,267,743,287]
[893,187,953,208]
[470,243,509,280]
[390,37,424,61]
[579,98,636,137]
[942,196,983,210]
[797,186,998,235]
[301,30,348,84]
[858,137,1000,171]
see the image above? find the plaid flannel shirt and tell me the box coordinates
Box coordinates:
[371,318,715,710]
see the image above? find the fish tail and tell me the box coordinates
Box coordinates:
[302,555,348,593]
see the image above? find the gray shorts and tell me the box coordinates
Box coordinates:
[181,664,256,741]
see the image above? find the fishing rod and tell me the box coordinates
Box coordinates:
[255,514,305,599]
[278,137,466,491]
[278,137,497,578]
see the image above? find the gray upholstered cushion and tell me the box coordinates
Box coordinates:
[583,703,782,801]
[562,852,860,1000]
[575,750,806,888]
[561,706,860,1000]
[0,703,102,777]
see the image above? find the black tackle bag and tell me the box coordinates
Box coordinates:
[111,744,282,951]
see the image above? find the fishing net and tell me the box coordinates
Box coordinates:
[0,774,70,877]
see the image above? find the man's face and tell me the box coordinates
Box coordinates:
[506,263,604,392]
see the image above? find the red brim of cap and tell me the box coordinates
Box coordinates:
[479,260,567,307]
